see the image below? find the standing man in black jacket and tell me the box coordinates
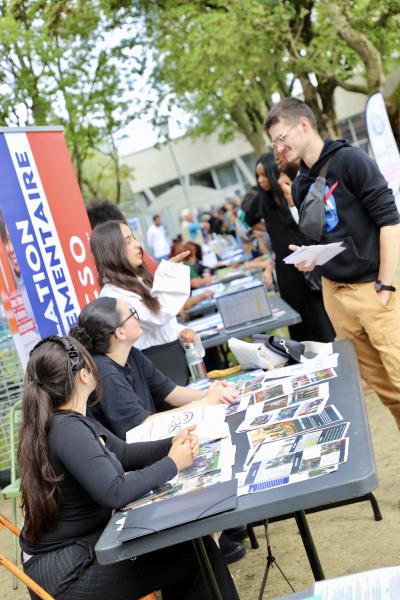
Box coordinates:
[264,97,400,429]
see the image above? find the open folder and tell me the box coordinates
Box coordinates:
[119,479,238,543]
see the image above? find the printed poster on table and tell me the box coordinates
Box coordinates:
[0,127,99,366]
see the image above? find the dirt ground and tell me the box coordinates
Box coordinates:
[1,389,400,599]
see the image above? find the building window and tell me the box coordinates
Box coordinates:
[151,179,180,197]
[214,162,239,188]
[190,170,216,188]
[137,192,151,207]
[339,113,370,154]
[241,152,258,175]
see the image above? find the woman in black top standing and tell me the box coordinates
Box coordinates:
[249,151,334,342]
[18,335,239,600]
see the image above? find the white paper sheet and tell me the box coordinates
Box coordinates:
[126,405,229,443]
[283,242,345,266]
[314,566,400,599]
[262,354,338,380]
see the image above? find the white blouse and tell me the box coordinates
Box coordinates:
[289,205,299,224]
[99,260,190,350]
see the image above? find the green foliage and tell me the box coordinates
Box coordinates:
[0,0,398,168]
[81,147,136,206]
[127,0,399,148]
[0,0,140,198]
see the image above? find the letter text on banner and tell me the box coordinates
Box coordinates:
[27,131,98,308]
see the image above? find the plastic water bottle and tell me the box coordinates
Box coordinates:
[184,338,207,381]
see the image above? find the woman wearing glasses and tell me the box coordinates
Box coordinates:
[248,151,335,342]
[90,220,198,385]
[70,297,236,440]
[18,335,239,600]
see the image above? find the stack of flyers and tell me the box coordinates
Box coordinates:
[247,405,344,448]
[237,429,349,496]
[237,383,330,432]
[180,438,235,480]
[262,353,338,381]
[224,369,266,385]
[237,395,328,433]
[247,368,337,407]
[243,422,350,468]
[225,392,254,417]
[121,438,236,511]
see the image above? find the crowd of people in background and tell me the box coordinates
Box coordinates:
[137,148,335,345]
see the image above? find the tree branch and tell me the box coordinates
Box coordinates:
[329,4,384,92]
[332,76,368,95]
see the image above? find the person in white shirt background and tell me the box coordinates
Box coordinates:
[146,214,171,261]
[180,208,205,246]
[90,220,198,384]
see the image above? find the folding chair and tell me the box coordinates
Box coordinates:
[0,514,156,600]
[0,513,54,599]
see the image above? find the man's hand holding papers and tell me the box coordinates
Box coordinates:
[285,242,345,271]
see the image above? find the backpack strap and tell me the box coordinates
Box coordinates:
[318,155,334,178]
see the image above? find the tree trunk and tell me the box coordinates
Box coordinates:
[230,106,268,156]
[318,78,341,138]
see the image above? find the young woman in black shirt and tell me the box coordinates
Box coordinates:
[18,335,239,600]
[70,296,236,440]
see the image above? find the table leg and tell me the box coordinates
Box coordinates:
[294,510,325,581]
[192,537,223,600]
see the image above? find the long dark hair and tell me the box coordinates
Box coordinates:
[18,336,101,544]
[70,297,121,355]
[90,220,160,312]
[256,152,284,207]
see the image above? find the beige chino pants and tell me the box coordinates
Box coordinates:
[322,278,400,429]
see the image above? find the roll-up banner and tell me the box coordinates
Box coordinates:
[365,91,400,211]
[0,127,99,367]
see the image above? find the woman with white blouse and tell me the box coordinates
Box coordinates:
[90,220,197,384]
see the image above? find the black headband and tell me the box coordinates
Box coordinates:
[30,335,85,373]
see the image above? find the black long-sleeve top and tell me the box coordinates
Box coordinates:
[90,348,176,439]
[20,411,177,554]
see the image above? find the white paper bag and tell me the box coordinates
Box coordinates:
[228,337,288,371]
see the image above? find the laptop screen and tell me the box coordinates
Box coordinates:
[216,284,273,330]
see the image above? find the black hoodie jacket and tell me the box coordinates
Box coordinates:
[292,139,399,283]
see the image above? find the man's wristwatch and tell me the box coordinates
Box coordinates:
[375,280,396,293]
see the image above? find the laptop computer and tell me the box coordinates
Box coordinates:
[216,284,274,334]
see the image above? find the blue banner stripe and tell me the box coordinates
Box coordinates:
[0,134,63,336]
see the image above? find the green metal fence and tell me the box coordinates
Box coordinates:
[0,315,24,472]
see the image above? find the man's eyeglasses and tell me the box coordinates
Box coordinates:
[119,307,139,327]
[271,122,299,148]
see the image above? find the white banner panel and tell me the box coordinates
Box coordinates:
[365,91,400,210]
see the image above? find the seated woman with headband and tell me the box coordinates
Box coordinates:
[70,297,237,440]
[18,335,239,600]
